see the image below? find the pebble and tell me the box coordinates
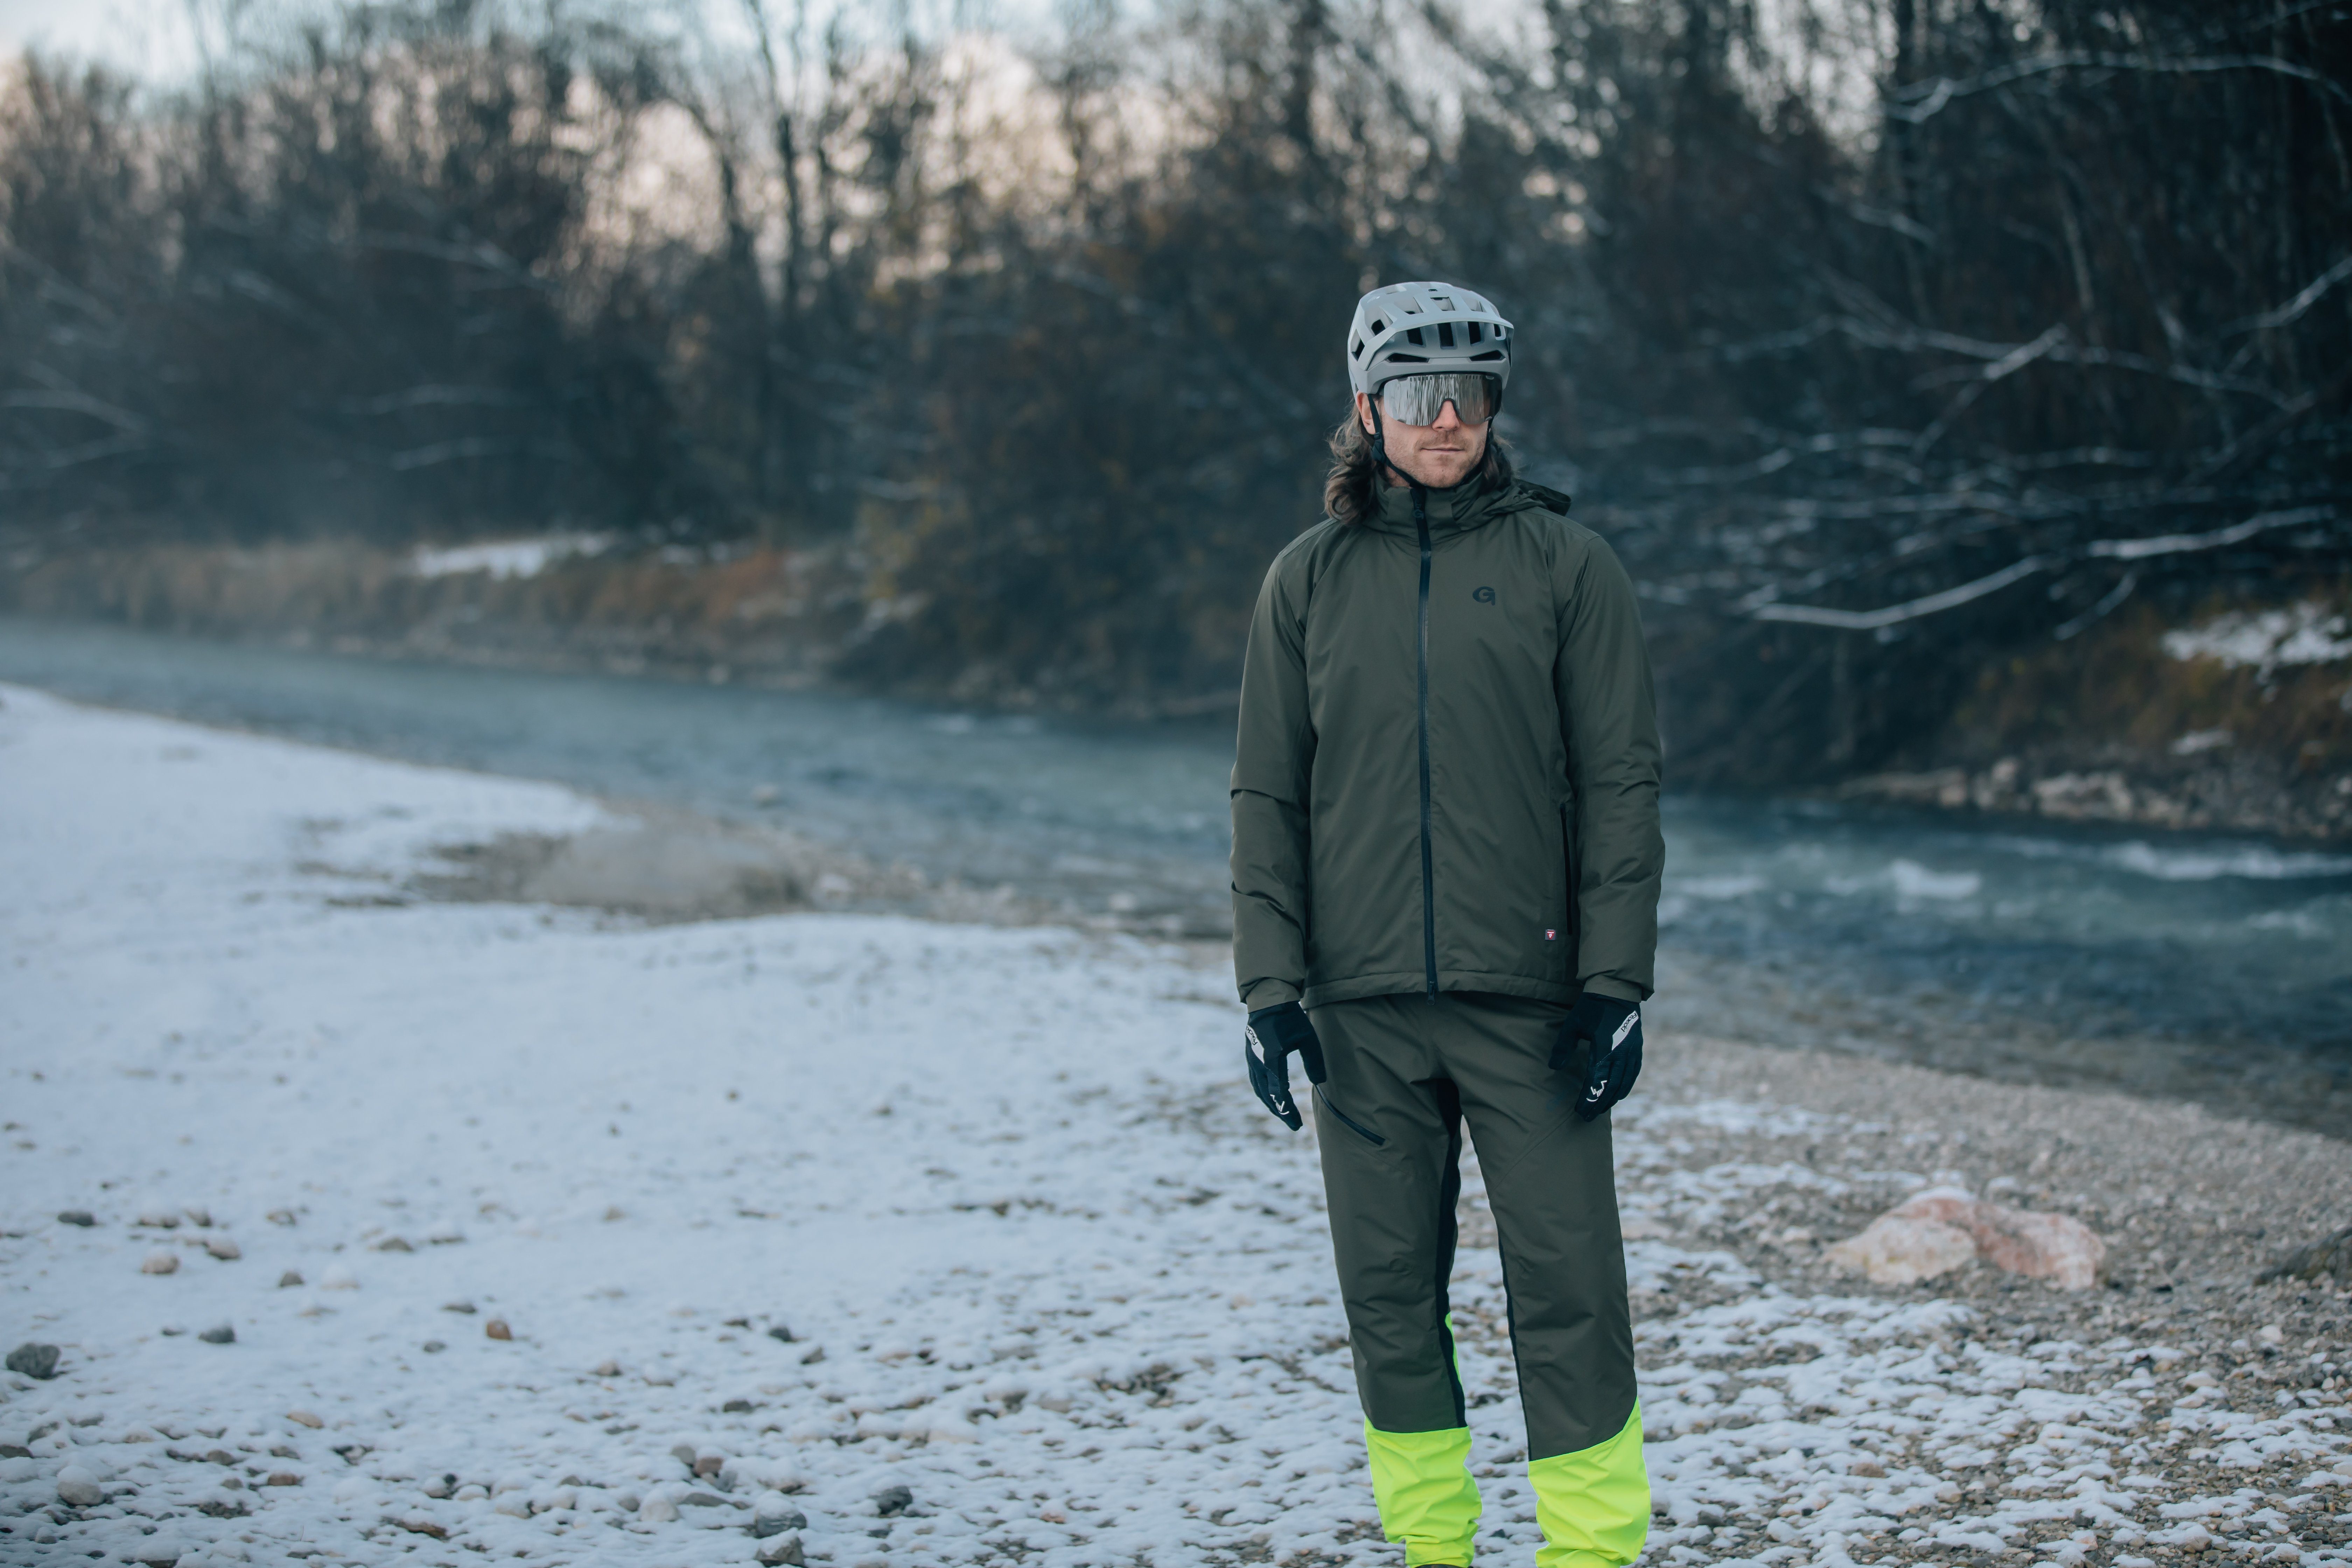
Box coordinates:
[442,1300,476,1314]
[56,1209,95,1227]
[142,1250,180,1275]
[56,1464,103,1506]
[766,1324,796,1343]
[422,1340,447,1353]
[373,1236,413,1252]
[198,1324,236,1345]
[592,1359,622,1377]
[132,1535,186,1566]
[285,1410,323,1428]
[137,1209,182,1229]
[277,1270,303,1287]
[265,1471,300,1487]
[873,1482,913,1516]
[204,1236,241,1260]
[639,1491,680,1522]
[5,1342,60,1379]
[756,1533,807,1566]
[752,1495,809,1537]
[484,1318,512,1340]
[184,1206,211,1227]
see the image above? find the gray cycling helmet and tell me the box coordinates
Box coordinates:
[1346,281,1513,398]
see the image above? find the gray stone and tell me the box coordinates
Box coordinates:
[276,1270,303,1288]
[756,1532,806,1567]
[197,1324,236,1345]
[6,1342,60,1379]
[56,1465,103,1506]
[2257,1222,2352,1284]
[752,1508,808,1538]
[873,1483,912,1517]
[56,1210,95,1227]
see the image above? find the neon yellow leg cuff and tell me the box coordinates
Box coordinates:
[1364,1423,1479,1566]
[1528,1401,1650,1568]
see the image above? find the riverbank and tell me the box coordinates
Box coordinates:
[7,546,2348,842]
[3,685,2349,1568]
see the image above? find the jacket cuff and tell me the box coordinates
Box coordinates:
[1239,979,1303,1010]
[1579,975,1648,1004]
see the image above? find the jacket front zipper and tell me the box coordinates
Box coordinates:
[1415,492,1438,1000]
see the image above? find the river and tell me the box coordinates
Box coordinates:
[4,616,2346,1134]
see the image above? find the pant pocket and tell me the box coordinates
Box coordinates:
[1315,1085,1387,1146]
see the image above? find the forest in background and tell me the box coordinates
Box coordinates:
[0,0,2346,798]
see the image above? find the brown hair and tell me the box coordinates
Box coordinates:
[1322,403,1516,525]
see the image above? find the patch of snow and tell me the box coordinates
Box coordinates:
[409,533,613,580]
[2161,601,2352,677]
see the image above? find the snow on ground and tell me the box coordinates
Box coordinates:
[2,682,2348,1568]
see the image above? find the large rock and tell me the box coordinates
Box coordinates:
[1824,1214,1978,1285]
[1963,1203,2106,1290]
[1827,1186,2106,1291]
[1892,1186,2105,1290]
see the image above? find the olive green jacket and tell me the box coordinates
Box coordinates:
[1230,473,1662,1011]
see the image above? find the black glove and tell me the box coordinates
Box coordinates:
[1245,1001,1327,1130]
[1550,990,1643,1121]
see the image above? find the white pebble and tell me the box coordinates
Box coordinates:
[55,1464,103,1506]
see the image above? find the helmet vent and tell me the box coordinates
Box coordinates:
[1437,322,1456,348]
[1467,322,1483,343]
[1386,352,1428,363]
[1405,327,1426,346]
[1468,349,1505,362]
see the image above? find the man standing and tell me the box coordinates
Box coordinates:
[1230,281,1662,1568]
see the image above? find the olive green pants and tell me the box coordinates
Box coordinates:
[1310,992,1648,1568]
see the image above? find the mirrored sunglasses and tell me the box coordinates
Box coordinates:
[1380,372,1501,426]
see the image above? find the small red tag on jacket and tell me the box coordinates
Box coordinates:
[1544,928,1557,941]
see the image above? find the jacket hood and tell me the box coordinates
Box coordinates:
[1362,471,1567,540]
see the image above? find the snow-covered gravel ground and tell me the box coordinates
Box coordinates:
[3,682,2349,1568]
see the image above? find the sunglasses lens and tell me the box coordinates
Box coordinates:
[1381,373,1497,425]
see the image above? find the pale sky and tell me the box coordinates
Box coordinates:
[0,0,207,78]
[0,0,1066,84]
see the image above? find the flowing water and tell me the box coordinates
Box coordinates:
[5,616,2347,1132]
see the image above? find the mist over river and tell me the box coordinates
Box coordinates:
[4,615,2346,1134]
